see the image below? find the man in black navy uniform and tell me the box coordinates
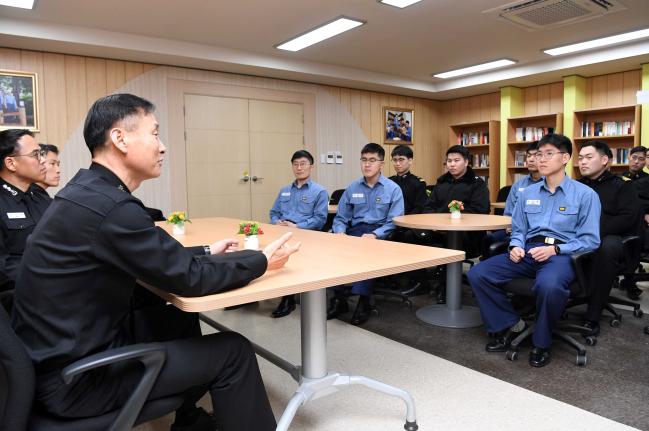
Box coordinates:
[578,140,642,335]
[11,94,300,431]
[389,144,427,217]
[30,143,61,201]
[0,129,49,293]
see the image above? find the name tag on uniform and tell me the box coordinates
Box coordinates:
[352,193,364,198]
[526,199,540,206]
[518,187,525,192]
[281,192,291,197]
[301,196,307,202]
[375,197,382,203]
[7,212,26,219]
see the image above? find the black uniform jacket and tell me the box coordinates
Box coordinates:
[579,170,642,237]
[12,163,267,374]
[425,167,490,214]
[389,172,427,215]
[0,178,51,289]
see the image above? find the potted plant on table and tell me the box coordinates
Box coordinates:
[238,221,264,250]
[448,200,464,219]
[167,211,191,235]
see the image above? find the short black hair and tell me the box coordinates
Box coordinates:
[580,140,612,159]
[391,144,413,159]
[361,143,385,160]
[630,146,647,156]
[83,93,155,156]
[537,133,572,157]
[39,143,59,155]
[446,145,469,160]
[291,149,314,164]
[0,129,34,171]
[526,141,539,153]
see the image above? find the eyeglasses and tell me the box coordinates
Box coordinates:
[360,158,383,164]
[533,151,566,160]
[630,155,646,162]
[9,149,46,161]
[292,162,311,168]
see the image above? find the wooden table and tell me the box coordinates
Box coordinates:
[152,217,463,430]
[328,204,337,214]
[393,213,511,329]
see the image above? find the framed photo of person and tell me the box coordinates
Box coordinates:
[383,107,413,145]
[0,70,40,132]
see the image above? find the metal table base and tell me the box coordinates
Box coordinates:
[201,289,419,431]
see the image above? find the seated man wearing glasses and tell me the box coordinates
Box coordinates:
[328,143,404,325]
[0,129,49,293]
[468,134,601,368]
[30,143,61,200]
[268,149,328,318]
[621,146,648,182]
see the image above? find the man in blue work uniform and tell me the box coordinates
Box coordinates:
[269,149,328,318]
[468,133,601,368]
[328,143,404,325]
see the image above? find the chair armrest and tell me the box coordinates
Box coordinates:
[488,240,510,258]
[62,343,166,431]
[570,250,594,295]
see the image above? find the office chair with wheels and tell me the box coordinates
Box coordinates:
[485,240,595,366]
[0,296,185,431]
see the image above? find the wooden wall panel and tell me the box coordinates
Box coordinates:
[64,55,88,139]
[106,59,126,93]
[85,58,107,107]
[522,82,563,115]
[585,70,640,108]
[42,53,67,148]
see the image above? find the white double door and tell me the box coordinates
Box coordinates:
[184,94,304,222]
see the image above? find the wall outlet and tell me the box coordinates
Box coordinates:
[335,151,343,164]
[326,152,334,164]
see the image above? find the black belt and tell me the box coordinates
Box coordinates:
[527,236,565,245]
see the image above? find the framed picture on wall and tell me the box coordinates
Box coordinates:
[0,70,39,132]
[383,107,413,145]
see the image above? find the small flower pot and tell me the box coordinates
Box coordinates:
[450,210,462,219]
[244,235,259,250]
[172,223,186,235]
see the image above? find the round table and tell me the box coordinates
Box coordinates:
[393,213,511,328]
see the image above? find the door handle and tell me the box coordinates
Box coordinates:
[251,176,264,182]
[241,175,250,182]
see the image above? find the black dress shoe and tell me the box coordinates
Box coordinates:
[529,346,551,367]
[327,296,349,320]
[583,320,600,336]
[436,287,446,305]
[171,407,218,431]
[271,295,296,318]
[485,326,523,353]
[626,284,643,300]
[350,296,371,326]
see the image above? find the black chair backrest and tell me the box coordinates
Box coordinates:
[329,189,344,205]
[0,304,35,431]
[496,186,511,202]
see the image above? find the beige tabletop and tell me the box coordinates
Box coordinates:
[490,202,505,209]
[393,213,511,231]
[328,204,338,214]
[152,217,464,312]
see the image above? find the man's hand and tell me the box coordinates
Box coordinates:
[210,238,239,254]
[528,246,556,262]
[361,233,377,239]
[644,214,649,226]
[505,227,512,235]
[335,231,346,235]
[277,220,297,227]
[509,246,525,263]
[263,232,301,271]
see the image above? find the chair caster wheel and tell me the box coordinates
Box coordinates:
[506,350,518,361]
[576,354,587,366]
[633,308,643,318]
[645,326,649,335]
[404,300,413,309]
[585,336,597,346]
[404,420,418,430]
[610,318,621,328]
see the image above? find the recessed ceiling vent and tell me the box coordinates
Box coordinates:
[483,0,626,31]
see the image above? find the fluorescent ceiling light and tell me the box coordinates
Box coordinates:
[379,0,423,8]
[433,59,517,79]
[276,17,364,52]
[0,0,34,9]
[544,28,649,56]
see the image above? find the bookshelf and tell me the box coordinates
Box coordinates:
[449,120,500,201]
[506,112,563,185]
[572,104,641,177]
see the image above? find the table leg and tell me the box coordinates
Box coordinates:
[415,231,483,328]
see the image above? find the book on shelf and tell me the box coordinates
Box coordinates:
[611,148,630,165]
[514,150,526,167]
[514,126,554,141]
[472,153,489,168]
[458,131,489,146]
[580,121,633,137]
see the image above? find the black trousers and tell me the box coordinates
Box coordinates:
[585,235,624,322]
[35,287,276,431]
